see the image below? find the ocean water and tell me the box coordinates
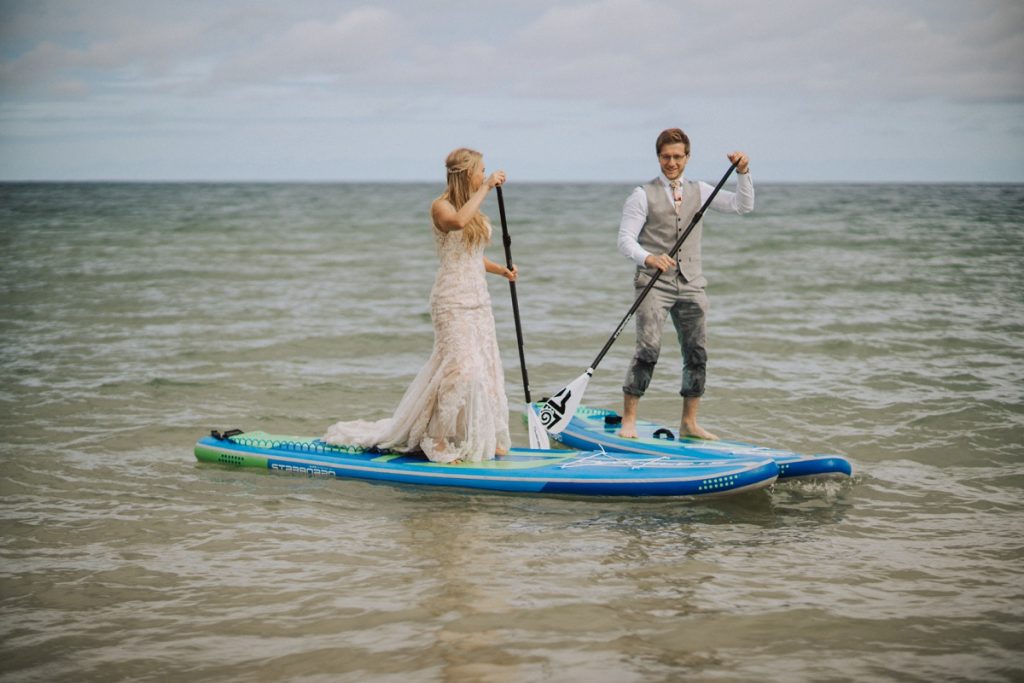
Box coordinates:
[1,181,1022,682]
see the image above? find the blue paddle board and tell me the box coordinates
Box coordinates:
[194,430,779,498]
[541,405,854,480]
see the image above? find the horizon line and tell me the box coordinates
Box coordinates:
[2,177,1023,186]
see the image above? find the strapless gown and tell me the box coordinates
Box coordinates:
[323,221,511,463]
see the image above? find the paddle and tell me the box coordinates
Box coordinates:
[496,186,551,450]
[539,162,739,433]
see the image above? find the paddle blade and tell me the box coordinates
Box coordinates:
[538,370,592,434]
[526,402,551,450]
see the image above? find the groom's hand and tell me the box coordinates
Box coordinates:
[644,253,675,272]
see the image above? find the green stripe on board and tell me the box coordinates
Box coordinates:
[194,444,267,469]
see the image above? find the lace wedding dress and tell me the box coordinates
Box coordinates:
[323,220,511,463]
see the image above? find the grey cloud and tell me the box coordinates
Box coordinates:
[0,4,411,97]
[493,0,1024,103]
[206,8,412,88]
[2,1,1020,104]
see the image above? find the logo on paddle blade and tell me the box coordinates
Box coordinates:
[539,390,571,428]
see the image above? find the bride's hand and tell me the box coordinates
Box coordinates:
[487,171,506,188]
[505,264,518,282]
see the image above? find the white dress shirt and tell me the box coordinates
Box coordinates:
[617,173,755,267]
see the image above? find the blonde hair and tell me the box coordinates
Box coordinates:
[438,147,489,249]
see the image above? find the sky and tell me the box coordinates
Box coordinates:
[1,0,1022,183]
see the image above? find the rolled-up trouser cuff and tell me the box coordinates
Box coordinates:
[623,357,656,397]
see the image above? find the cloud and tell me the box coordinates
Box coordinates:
[0,0,1021,181]
[0,5,411,97]
[206,8,412,89]
[3,1,1021,104]
[492,0,1024,103]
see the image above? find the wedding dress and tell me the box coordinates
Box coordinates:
[323,220,511,463]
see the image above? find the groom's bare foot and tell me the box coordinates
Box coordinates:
[621,394,641,439]
[681,423,719,440]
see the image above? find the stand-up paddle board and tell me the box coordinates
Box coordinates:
[538,405,853,480]
[194,429,779,498]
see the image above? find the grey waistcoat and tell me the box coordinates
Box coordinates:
[638,178,705,286]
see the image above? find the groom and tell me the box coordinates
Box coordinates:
[616,128,753,440]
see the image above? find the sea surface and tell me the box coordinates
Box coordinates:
[1,181,1022,682]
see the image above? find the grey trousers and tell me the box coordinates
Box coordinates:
[622,272,709,398]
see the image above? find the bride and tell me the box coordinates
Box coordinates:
[323,148,517,463]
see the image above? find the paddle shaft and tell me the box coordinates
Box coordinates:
[588,162,738,370]
[496,186,533,404]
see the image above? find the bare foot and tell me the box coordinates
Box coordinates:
[681,423,719,440]
[621,394,640,439]
[495,448,508,457]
